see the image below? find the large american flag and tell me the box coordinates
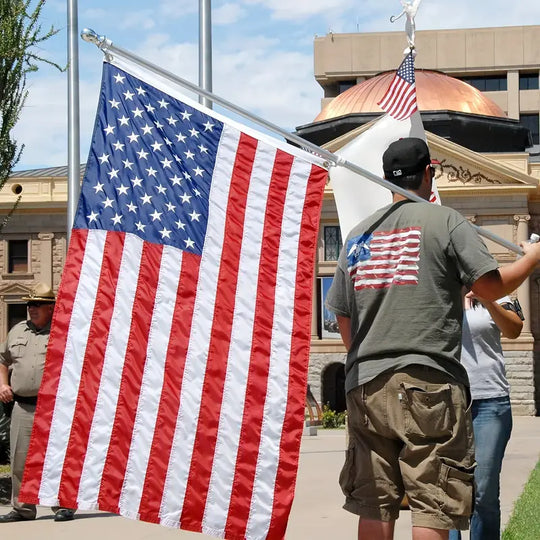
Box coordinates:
[377,52,418,121]
[20,59,327,539]
[346,227,421,290]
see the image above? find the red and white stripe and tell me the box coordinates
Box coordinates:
[349,227,421,290]
[21,125,327,540]
[378,76,418,121]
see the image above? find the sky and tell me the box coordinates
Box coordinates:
[12,0,540,171]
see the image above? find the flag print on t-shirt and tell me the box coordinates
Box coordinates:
[347,227,421,290]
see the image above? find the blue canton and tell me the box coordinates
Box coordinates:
[397,53,415,84]
[74,63,224,256]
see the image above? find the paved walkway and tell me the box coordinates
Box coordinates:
[1,416,538,539]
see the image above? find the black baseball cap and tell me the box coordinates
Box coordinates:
[382,138,431,179]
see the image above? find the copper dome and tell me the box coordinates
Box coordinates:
[314,70,506,122]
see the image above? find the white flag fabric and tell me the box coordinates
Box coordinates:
[330,110,430,240]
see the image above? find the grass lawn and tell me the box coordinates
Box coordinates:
[0,464,9,475]
[503,459,540,540]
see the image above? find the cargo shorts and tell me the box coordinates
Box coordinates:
[340,365,475,530]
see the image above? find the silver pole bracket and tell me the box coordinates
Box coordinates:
[81,28,113,61]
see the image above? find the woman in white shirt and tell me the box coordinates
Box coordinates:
[450,292,523,540]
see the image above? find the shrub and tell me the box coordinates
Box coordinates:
[321,404,347,429]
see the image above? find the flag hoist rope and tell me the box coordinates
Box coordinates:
[81,28,532,256]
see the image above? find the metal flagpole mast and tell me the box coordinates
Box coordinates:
[80,29,527,256]
[199,0,213,109]
[67,0,81,245]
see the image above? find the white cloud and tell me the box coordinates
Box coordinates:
[213,3,247,26]
[157,0,198,19]
[415,1,540,30]
[117,11,156,31]
[132,33,199,84]
[80,8,109,20]
[13,75,100,169]
[212,38,321,130]
[241,0,355,20]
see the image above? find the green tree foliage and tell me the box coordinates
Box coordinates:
[0,0,62,230]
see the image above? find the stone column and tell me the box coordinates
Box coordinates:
[37,232,54,288]
[506,70,520,119]
[514,214,531,333]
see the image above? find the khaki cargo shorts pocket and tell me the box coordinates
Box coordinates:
[400,382,454,440]
[438,458,475,517]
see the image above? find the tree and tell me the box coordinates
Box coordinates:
[0,0,62,231]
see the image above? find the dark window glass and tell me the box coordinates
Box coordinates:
[8,304,27,330]
[8,240,28,273]
[519,74,539,90]
[338,80,356,94]
[520,114,539,145]
[324,226,342,261]
[461,75,507,92]
[471,77,485,91]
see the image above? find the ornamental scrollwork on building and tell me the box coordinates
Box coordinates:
[439,159,502,185]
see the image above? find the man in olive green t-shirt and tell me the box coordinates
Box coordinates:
[326,138,540,540]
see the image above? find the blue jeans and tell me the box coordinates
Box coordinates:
[449,396,512,540]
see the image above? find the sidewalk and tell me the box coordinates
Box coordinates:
[1,416,538,539]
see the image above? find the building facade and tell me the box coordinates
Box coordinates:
[313,25,540,151]
[1,26,539,417]
[304,25,540,416]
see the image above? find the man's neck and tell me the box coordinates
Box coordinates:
[392,190,428,204]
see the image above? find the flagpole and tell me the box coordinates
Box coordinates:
[67,0,80,245]
[199,0,212,109]
[79,29,525,256]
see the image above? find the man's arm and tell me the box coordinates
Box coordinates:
[0,363,13,404]
[469,292,523,339]
[471,241,540,301]
[336,315,352,352]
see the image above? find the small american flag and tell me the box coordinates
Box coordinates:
[378,52,418,121]
[347,227,421,290]
[20,59,327,540]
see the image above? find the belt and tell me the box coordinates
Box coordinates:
[13,394,38,406]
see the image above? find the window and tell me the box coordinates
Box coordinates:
[319,277,340,339]
[460,75,507,92]
[8,240,28,273]
[7,304,27,330]
[519,73,539,91]
[338,79,356,94]
[324,226,342,261]
[520,113,540,145]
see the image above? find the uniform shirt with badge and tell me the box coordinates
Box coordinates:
[0,320,51,397]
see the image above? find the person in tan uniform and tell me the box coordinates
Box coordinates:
[0,283,74,523]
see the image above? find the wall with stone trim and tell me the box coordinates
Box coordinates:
[309,348,537,416]
[52,236,67,291]
[0,212,66,342]
[308,353,346,410]
[505,350,536,415]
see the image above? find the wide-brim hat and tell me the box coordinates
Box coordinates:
[22,283,56,303]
